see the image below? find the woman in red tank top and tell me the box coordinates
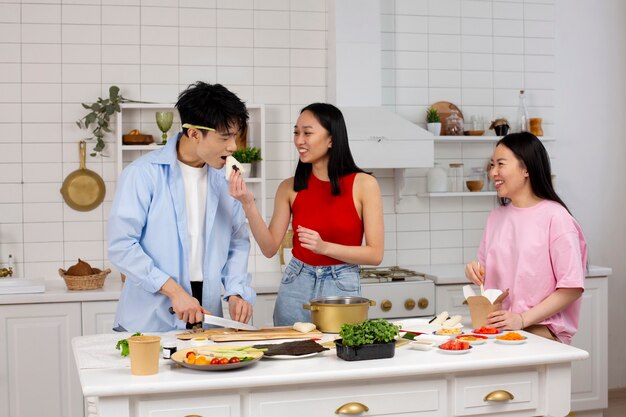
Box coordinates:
[229,103,384,326]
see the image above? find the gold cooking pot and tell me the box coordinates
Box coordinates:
[303,296,376,333]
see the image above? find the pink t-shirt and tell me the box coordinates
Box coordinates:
[478,200,588,344]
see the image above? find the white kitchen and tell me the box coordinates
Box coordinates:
[0,0,625,416]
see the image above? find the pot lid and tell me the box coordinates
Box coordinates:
[309,296,372,305]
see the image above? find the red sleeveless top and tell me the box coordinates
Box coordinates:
[291,173,364,266]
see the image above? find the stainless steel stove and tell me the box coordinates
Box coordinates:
[359,266,435,320]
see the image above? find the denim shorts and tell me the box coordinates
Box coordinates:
[273,257,361,326]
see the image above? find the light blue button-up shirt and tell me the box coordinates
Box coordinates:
[108,133,254,332]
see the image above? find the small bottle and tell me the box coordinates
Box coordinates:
[162,338,177,359]
[517,90,530,133]
[427,163,448,193]
[448,163,464,192]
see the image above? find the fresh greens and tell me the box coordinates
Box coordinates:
[232,147,262,163]
[339,319,400,347]
[115,332,142,357]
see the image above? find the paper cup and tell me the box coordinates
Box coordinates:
[128,335,161,375]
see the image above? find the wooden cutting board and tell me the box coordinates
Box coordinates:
[176,326,322,342]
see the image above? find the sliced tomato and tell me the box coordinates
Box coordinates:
[210,357,220,365]
[220,357,230,364]
[229,357,241,363]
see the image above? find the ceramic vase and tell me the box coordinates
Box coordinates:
[427,122,442,136]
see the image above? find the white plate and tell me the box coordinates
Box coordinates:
[409,341,435,351]
[455,335,488,345]
[471,329,502,339]
[263,352,322,360]
[437,345,472,354]
[495,338,527,345]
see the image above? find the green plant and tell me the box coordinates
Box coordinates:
[426,106,440,123]
[76,85,130,156]
[115,332,142,357]
[232,146,262,163]
[339,319,400,347]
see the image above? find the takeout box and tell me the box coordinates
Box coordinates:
[463,285,509,329]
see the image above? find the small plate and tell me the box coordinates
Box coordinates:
[263,352,322,360]
[456,334,488,345]
[432,329,462,337]
[495,338,527,345]
[437,345,472,355]
[409,341,435,351]
[171,347,263,371]
[472,329,502,338]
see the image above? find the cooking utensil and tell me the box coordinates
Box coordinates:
[303,296,376,333]
[167,306,258,331]
[209,327,322,342]
[60,141,106,211]
[203,314,258,331]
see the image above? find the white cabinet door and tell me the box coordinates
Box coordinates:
[82,301,118,335]
[252,294,277,327]
[0,302,83,417]
[570,277,608,412]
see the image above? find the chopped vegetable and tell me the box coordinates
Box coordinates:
[496,331,526,341]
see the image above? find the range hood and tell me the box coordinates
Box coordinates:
[327,0,434,169]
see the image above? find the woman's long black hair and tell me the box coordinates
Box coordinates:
[293,103,368,195]
[496,132,570,213]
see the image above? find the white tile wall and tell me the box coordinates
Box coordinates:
[0,0,554,279]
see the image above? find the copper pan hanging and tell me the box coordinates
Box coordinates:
[60,141,106,211]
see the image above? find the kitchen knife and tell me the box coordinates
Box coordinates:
[202,314,259,331]
[168,307,258,331]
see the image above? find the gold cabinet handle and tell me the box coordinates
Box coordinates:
[184,415,203,417]
[381,300,392,312]
[335,402,369,415]
[417,297,429,309]
[404,298,416,310]
[483,390,514,402]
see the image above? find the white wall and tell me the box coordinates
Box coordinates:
[0,0,623,388]
[555,0,626,389]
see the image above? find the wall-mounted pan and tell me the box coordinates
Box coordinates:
[60,141,105,211]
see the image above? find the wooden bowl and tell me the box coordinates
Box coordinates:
[466,180,484,192]
[122,134,153,145]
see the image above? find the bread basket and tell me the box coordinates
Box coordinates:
[58,268,111,290]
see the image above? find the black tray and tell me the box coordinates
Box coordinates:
[335,339,395,361]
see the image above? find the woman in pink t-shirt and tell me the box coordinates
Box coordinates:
[465,132,587,344]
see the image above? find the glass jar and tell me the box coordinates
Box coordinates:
[448,163,464,192]
[467,167,486,192]
[445,110,464,136]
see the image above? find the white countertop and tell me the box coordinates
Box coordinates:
[72,319,589,398]
[411,264,613,285]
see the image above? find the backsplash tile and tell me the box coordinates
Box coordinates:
[0,0,554,277]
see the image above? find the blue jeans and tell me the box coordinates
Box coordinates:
[273,258,361,326]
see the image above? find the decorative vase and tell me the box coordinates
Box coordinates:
[335,339,395,361]
[427,122,441,136]
[241,163,252,178]
[427,163,448,193]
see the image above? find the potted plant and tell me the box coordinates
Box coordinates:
[335,318,400,361]
[76,85,130,156]
[426,106,442,136]
[231,146,262,178]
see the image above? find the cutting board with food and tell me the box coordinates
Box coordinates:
[177,326,322,342]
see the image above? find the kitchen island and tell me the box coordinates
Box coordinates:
[73,330,588,417]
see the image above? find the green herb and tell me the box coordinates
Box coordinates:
[115,332,142,357]
[426,106,440,123]
[232,147,262,163]
[339,319,400,347]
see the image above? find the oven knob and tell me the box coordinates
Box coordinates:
[404,299,416,310]
[381,300,392,312]
[417,298,429,309]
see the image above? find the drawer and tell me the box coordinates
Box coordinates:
[132,393,240,417]
[250,378,447,417]
[454,370,538,416]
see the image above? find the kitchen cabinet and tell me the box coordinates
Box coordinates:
[0,302,83,417]
[82,300,118,336]
[435,275,609,416]
[251,293,277,328]
[133,393,241,417]
[115,103,267,219]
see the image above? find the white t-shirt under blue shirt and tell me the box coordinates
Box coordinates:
[177,160,208,282]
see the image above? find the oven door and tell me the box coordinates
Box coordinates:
[361,281,435,320]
